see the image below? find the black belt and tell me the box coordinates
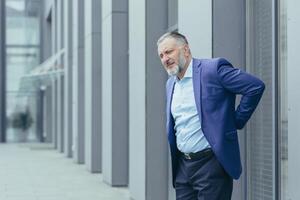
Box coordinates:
[179,148,213,160]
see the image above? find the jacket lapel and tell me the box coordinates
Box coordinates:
[192,59,202,122]
[166,77,176,125]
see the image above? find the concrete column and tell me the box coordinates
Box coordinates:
[57,76,62,151]
[84,0,102,172]
[41,0,52,62]
[64,0,73,157]
[72,0,85,164]
[129,0,168,199]
[52,0,58,148]
[288,0,300,199]
[36,89,44,142]
[0,0,6,143]
[102,0,128,186]
[40,0,53,144]
[56,0,64,153]
[129,1,146,197]
[45,86,53,142]
[178,0,212,58]
[53,80,58,148]
[52,0,57,56]
[57,75,64,153]
[213,1,246,199]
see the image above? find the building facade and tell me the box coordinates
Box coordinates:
[1,0,300,199]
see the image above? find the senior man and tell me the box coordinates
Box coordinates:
[157,32,265,200]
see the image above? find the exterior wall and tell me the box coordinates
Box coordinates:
[40,1,51,144]
[145,0,169,199]
[84,0,102,172]
[213,1,246,199]
[287,0,300,199]
[45,86,53,142]
[72,0,85,164]
[102,0,113,184]
[128,0,146,198]
[37,0,300,199]
[41,0,53,62]
[129,0,168,199]
[56,0,64,153]
[102,0,129,186]
[58,75,64,152]
[51,0,57,148]
[63,0,73,157]
[53,79,58,148]
[178,0,212,58]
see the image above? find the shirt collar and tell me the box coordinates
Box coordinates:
[184,58,193,78]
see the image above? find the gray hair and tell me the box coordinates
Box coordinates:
[157,31,189,47]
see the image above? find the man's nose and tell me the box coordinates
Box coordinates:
[162,55,169,64]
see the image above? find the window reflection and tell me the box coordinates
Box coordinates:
[5,0,40,142]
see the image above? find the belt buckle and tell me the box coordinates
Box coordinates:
[184,153,192,160]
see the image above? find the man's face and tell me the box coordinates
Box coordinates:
[158,38,186,76]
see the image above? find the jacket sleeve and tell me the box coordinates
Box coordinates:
[216,59,265,129]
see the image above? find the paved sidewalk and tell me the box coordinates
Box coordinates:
[0,143,131,200]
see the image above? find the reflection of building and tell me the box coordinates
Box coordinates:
[0,0,299,200]
[4,0,41,142]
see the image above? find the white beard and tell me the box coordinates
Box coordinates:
[166,51,186,77]
[167,65,180,76]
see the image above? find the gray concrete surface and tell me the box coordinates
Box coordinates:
[0,143,130,200]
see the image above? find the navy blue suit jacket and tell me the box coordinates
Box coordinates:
[166,58,265,187]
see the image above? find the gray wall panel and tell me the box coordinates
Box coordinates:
[91,32,102,171]
[72,0,85,164]
[53,80,58,148]
[60,76,65,152]
[84,0,102,172]
[145,0,168,199]
[111,13,128,185]
[64,0,73,158]
[129,0,146,198]
[102,0,128,185]
[102,10,112,184]
[56,0,64,153]
[112,0,128,12]
[41,0,52,62]
[129,0,168,199]
[213,1,246,199]
[287,0,300,198]
[178,0,212,58]
[57,75,64,153]
[168,0,178,29]
[52,0,58,148]
[45,86,53,142]
[213,0,246,67]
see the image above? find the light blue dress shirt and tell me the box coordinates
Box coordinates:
[171,59,210,153]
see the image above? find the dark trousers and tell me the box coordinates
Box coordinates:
[175,150,233,200]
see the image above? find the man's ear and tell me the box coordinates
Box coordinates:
[184,45,190,56]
